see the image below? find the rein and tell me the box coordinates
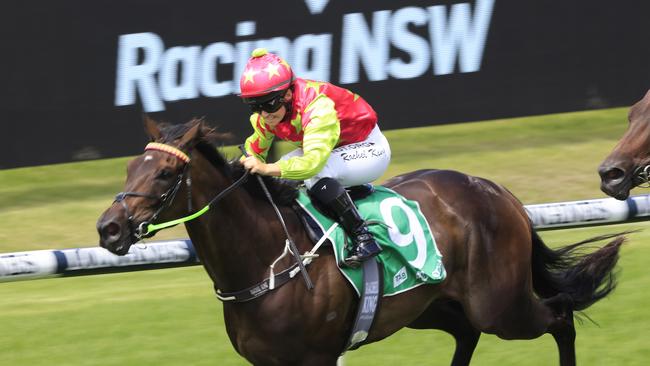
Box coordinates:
[115,141,314,299]
[238,145,314,290]
[139,168,249,238]
[114,143,250,240]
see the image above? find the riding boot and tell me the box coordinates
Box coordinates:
[309,178,382,268]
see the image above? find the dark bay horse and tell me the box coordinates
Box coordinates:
[97,118,625,366]
[600,89,650,199]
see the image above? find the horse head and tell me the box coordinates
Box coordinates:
[96,117,211,255]
[599,89,650,200]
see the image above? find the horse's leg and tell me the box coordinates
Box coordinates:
[295,353,340,366]
[463,276,580,366]
[408,300,481,366]
[549,315,576,366]
[544,294,577,366]
[457,221,576,364]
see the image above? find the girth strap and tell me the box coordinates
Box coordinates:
[215,262,302,302]
[214,206,340,303]
[345,258,383,351]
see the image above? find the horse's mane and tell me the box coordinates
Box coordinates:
[158,119,299,206]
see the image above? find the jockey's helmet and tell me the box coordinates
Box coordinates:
[239,48,294,99]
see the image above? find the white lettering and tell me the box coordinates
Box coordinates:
[304,0,331,15]
[62,242,191,270]
[340,11,390,84]
[428,0,495,75]
[115,32,164,112]
[160,46,200,102]
[234,40,254,94]
[113,2,495,111]
[362,295,378,313]
[292,34,332,81]
[254,37,291,58]
[388,7,430,79]
[236,21,256,37]
[200,42,235,97]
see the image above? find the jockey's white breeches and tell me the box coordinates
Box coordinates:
[280,125,391,189]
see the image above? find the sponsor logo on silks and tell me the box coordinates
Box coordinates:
[416,271,428,282]
[393,266,408,288]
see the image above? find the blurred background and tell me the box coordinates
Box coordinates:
[2,1,650,365]
[2,0,649,168]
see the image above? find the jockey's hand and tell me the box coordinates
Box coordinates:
[242,156,281,177]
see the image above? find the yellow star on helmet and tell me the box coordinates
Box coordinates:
[280,59,291,71]
[264,63,281,79]
[243,68,259,84]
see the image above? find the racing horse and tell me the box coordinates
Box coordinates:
[599,89,650,199]
[97,117,625,366]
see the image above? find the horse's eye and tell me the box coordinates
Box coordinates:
[156,169,173,180]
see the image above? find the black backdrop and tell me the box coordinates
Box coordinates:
[1,0,649,168]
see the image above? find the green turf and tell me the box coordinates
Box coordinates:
[2,106,649,365]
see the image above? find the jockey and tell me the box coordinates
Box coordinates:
[240,48,391,267]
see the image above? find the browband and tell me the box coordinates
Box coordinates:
[145,142,191,163]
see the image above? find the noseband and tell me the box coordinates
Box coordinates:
[114,143,191,240]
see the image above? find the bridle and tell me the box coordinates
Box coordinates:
[633,164,650,188]
[114,142,251,241]
[114,142,192,240]
[113,140,313,292]
[630,153,650,188]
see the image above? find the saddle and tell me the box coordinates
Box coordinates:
[292,183,375,246]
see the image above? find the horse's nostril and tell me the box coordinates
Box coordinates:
[603,168,624,181]
[104,222,121,237]
[607,169,623,179]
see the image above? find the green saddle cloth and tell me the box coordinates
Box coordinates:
[296,185,446,297]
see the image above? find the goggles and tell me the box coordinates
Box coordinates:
[244,90,287,114]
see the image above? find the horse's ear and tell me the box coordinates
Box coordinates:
[143,115,162,141]
[178,120,202,150]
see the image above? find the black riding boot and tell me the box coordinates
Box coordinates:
[309,178,382,268]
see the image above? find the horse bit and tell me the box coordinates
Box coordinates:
[114,142,193,240]
[634,164,650,188]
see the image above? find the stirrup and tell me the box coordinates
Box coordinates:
[343,241,382,268]
[343,251,379,268]
[343,257,363,268]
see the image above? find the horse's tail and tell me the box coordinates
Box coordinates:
[530,230,628,311]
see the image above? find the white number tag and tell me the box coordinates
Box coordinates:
[379,197,427,269]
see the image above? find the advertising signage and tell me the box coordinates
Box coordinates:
[1,0,649,168]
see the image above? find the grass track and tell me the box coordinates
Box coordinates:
[2,107,650,365]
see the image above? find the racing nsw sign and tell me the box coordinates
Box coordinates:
[115,0,495,112]
[3,0,650,168]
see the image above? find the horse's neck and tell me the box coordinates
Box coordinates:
[186,158,298,292]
